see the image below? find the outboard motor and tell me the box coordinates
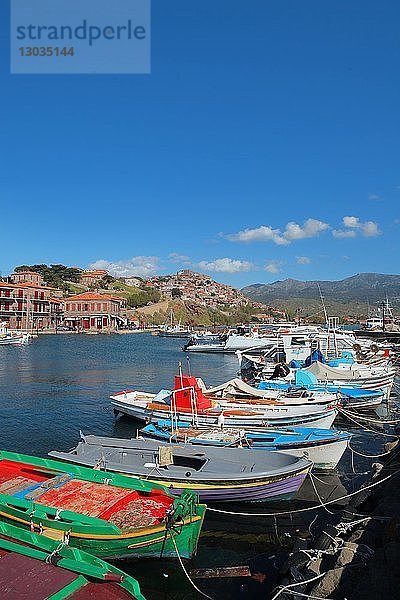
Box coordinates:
[182,336,196,351]
[269,362,290,380]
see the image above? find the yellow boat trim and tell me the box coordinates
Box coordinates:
[0,509,203,541]
[128,534,166,549]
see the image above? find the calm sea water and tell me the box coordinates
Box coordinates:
[0,333,392,599]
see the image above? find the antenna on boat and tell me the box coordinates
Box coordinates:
[178,361,184,387]
[317,284,329,325]
[186,354,191,376]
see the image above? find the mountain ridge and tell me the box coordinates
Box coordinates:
[242,273,400,317]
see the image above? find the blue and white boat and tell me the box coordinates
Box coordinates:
[257,368,385,410]
[140,420,351,470]
[240,349,393,403]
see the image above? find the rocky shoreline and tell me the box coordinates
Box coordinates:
[273,440,400,600]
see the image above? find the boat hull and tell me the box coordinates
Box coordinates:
[157,471,309,503]
[111,397,337,429]
[141,425,350,470]
[64,507,206,559]
[0,451,205,560]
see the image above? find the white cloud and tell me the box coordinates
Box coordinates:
[368,193,380,200]
[296,256,311,264]
[343,216,360,228]
[89,257,159,278]
[332,229,357,238]
[334,216,381,238]
[227,218,329,245]
[198,258,254,273]
[362,221,380,237]
[283,219,329,241]
[265,261,281,274]
[168,253,191,265]
[227,225,289,245]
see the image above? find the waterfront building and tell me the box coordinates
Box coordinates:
[0,281,63,330]
[63,292,126,331]
[80,269,109,287]
[11,270,45,285]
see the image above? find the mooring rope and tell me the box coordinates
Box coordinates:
[206,469,400,518]
[270,571,328,600]
[337,407,398,438]
[309,473,335,515]
[339,407,400,425]
[170,532,214,600]
[349,443,395,459]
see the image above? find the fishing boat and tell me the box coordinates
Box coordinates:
[0,450,205,560]
[183,329,275,353]
[156,311,192,338]
[0,521,145,599]
[240,347,396,399]
[50,435,312,503]
[140,420,351,470]
[256,370,385,410]
[184,323,358,355]
[300,361,395,399]
[111,373,338,429]
[0,323,30,346]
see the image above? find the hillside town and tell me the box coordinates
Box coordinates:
[147,269,252,308]
[0,266,276,333]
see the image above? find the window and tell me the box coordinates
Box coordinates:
[66,304,70,311]
[72,303,76,311]
[77,304,81,311]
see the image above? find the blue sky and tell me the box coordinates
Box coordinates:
[1,0,399,287]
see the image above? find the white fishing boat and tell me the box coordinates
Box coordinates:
[302,361,396,399]
[140,420,351,470]
[0,323,30,346]
[111,373,338,429]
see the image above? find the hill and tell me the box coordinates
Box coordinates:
[242,273,400,318]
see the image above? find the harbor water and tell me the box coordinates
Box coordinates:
[0,333,395,598]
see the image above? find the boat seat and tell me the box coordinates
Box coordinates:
[24,473,74,501]
[0,476,39,498]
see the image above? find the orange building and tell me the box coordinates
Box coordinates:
[11,271,45,286]
[63,292,126,331]
[80,270,109,287]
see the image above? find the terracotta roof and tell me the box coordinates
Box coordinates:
[12,270,43,276]
[0,281,57,291]
[81,270,108,276]
[65,292,120,302]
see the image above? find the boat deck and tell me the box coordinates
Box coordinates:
[0,459,172,530]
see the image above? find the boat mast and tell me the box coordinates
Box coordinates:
[317,284,329,326]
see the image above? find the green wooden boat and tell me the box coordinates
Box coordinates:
[0,450,206,560]
[0,521,146,599]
